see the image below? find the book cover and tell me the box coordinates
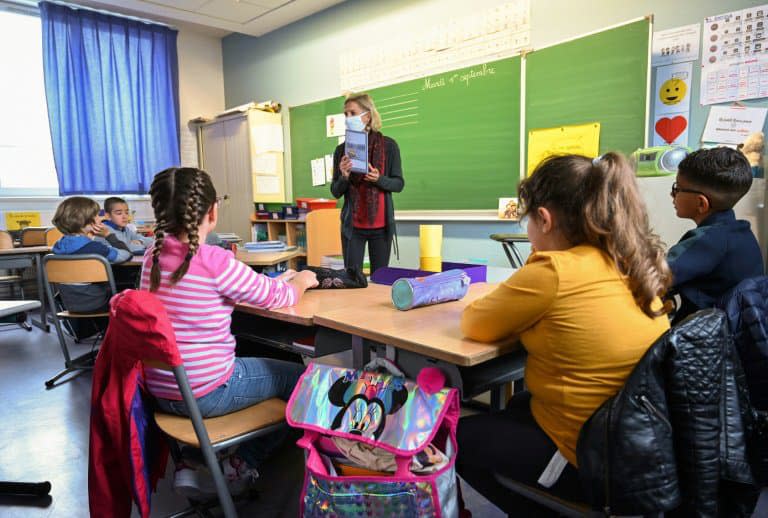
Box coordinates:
[344,130,368,173]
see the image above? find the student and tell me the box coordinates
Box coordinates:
[667,147,763,323]
[140,167,317,497]
[51,196,132,338]
[330,92,404,274]
[456,153,672,514]
[97,196,153,253]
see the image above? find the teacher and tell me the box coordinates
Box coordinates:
[331,93,404,275]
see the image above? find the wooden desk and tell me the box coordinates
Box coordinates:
[0,246,52,331]
[236,249,303,267]
[313,283,518,367]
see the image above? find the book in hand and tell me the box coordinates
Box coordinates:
[344,130,368,173]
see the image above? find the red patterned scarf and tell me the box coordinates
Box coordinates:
[349,130,386,227]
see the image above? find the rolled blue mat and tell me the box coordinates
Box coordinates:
[391,269,471,311]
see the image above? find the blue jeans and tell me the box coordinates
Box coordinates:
[156,357,305,468]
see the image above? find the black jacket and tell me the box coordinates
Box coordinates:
[330,136,404,242]
[576,309,760,517]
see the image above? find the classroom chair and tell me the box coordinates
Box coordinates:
[152,369,287,518]
[20,227,50,247]
[0,230,26,302]
[489,233,528,268]
[42,254,116,388]
[44,227,62,247]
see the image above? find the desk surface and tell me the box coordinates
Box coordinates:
[314,283,518,367]
[236,285,384,327]
[0,246,51,255]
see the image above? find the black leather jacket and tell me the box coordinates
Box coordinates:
[576,309,760,517]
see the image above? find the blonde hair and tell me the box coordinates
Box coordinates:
[345,92,382,132]
[519,152,673,318]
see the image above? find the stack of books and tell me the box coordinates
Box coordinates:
[244,241,288,253]
[217,233,242,247]
[320,255,345,269]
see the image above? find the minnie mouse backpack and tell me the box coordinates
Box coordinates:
[286,359,461,517]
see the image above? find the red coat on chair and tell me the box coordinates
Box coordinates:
[88,289,182,518]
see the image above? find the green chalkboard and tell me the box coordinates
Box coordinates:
[289,18,650,210]
[290,57,521,210]
[525,18,651,160]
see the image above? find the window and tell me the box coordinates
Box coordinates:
[0,8,58,196]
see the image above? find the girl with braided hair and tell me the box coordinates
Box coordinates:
[139,167,318,497]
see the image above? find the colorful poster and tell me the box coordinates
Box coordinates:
[4,211,41,230]
[702,105,768,144]
[653,62,692,146]
[700,5,768,105]
[326,113,346,137]
[527,122,600,175]
[497,198,519,220]
[652,24,701,66]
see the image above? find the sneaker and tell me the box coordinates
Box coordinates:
[173,461,216,499]
[221,454,259,496]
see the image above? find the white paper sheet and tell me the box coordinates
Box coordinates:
[253,153,279,175]
[702,105,768,144]
[325,154,334,182]
[652,24,701,66]
[251,124,284,153]
[311,158,326,186]
[255,175,281,195]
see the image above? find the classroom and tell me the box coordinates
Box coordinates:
[1,0,767,516]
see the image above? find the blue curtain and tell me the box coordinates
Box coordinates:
[39,1,180,195]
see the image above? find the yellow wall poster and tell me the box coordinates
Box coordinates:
[4,211,42,230]
[527,122,601,176]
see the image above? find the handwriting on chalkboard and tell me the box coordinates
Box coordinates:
[422,63,497,91]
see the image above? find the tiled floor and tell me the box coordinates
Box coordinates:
[0,324,503,517]
[1,324,764,517]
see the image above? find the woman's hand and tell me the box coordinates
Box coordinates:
[339,156,352,179]
[364,163,380,183]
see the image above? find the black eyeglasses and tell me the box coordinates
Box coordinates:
[216,194,230,206]
[671,182,710,202]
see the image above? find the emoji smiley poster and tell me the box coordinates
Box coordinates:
[653,62,692,146]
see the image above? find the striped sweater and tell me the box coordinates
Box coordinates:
[139,235,297,399]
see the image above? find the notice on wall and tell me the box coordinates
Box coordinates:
[311,158,326,186]
[527,123,601,175]
[253,153,279,176]
[254,175,281,195]
[653,62,692,146]
[4,211,42,231]
[325,154,334,182]
[702,105,768,144]
[652,23,701,66]
[326,114,346,137]
[250,124,284,153]
[700,5,768,105]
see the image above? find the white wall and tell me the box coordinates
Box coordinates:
[2,26,225,227]
[221,0,767,269]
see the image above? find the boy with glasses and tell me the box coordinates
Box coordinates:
[667,147,763,323]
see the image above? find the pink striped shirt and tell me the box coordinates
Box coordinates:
[139,235,297,399]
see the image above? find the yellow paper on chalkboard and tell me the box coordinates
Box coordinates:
[527,123,601,176]
[4,211,41,230]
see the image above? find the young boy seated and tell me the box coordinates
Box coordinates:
[97,196,153,254]
[51,196,132,338]
[668,147,764,323]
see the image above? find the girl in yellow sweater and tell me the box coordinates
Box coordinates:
[457,153,672,515]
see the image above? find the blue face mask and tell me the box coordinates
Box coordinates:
[345,112,368,132]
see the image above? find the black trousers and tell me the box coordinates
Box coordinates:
[342,227,391,274]
[456,392,584,516]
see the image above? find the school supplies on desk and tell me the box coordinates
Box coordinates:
[391,269,470,311]
[419,225,443,272]
[243,241,292,252]
[344,130,368,173]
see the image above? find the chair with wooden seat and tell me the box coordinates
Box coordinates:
[490,233,529,268]
[0,230,25,303]
[42,254,116,388]
[150,363,288,518]
[20,227,50,247]
[44,227,63,247]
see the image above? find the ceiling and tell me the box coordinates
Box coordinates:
[69,0,345,37]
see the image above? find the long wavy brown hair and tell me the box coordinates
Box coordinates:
[148,167,217,292]
[519,153,672,318]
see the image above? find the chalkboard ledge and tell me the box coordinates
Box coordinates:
[395,210,517,222]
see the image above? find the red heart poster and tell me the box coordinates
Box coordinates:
[655,115,688,144]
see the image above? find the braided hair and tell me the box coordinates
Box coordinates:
[148,167,217,292]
